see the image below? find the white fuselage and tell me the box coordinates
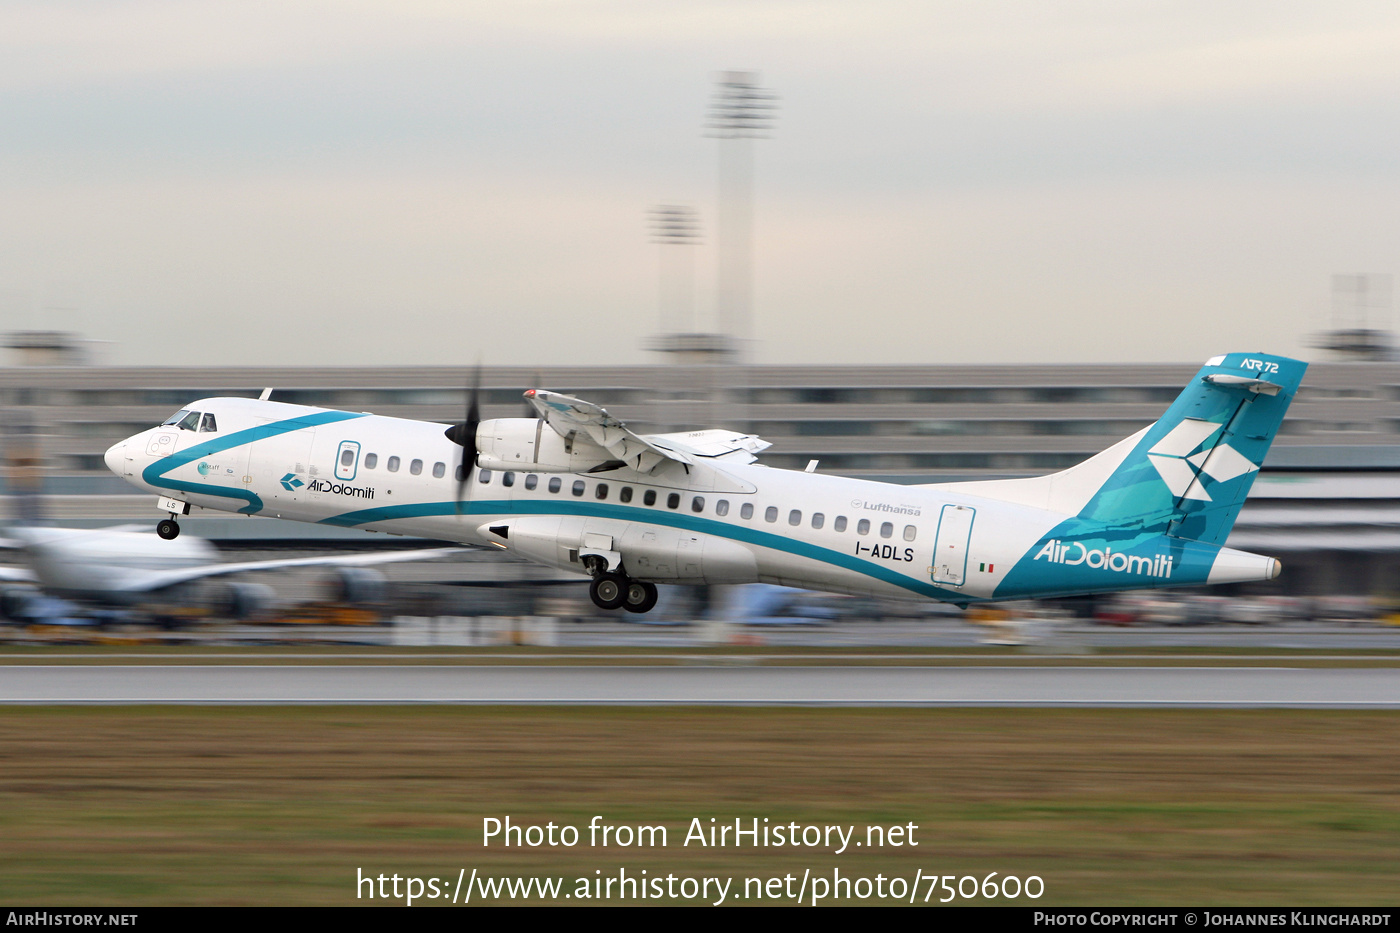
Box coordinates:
[105,395,1278,605]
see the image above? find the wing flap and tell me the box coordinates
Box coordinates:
[643,429,772,464]
[525,389,771,471]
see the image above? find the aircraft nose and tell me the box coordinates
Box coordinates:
[103,441,126,476]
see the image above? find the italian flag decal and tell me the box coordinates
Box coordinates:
[979,563,994,573]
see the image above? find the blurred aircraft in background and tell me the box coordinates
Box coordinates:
[0,524,457,625]
[103,352,1306,616]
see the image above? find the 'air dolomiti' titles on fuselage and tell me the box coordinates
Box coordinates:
[1033,539,1173,578]
[305,478,375,499]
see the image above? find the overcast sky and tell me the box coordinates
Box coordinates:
[2,1,1399,368]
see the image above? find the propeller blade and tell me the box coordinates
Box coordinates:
[444,366,482,514]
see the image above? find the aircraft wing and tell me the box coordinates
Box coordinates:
[108,547,463,595]
[524,389,770,472]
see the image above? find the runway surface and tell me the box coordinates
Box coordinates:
[4,663,1399,707]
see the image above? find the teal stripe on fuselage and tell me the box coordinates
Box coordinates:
[321,497,961,601]
[142,410,368,515]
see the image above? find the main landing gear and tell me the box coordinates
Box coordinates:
[156,518,180,540]
[586,566,659,614]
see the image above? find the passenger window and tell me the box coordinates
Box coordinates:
[643,489,656,506]
[765,507,778,523]
[880,522,893,538]
[692,496,705,513]
[525,474,538,490]
[667,493,680,509]
[572,480,585,497]
[177,411,201,432]
[740,503,754,520]
[340,449,355,468]
[619,486,632,503]
[477,468,490,483]
[834,516,848,532]
[595,483,608,500]
[433,462,446,479]
[388,456,401,473]
[811,513,824,529]
[410,459,423,476]
[716,500,729,516]
[365,453,378,469]
[904,525,917,541]
[857,519,870,535]
[789,510,801,526]
[455,464,465,481]
[200,413,218,433]
[548,477,561,493]
[503,472,515,487]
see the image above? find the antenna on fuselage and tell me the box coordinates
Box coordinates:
[258,388,273,401]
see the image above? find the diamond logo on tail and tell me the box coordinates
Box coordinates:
[1146,419,1258,502]
[279,472,304,491]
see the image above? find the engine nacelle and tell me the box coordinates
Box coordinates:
[329,567,386,605]
[219,582,276,620]
[475,418,615,473]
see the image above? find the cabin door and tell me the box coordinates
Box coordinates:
[930,504,975,586]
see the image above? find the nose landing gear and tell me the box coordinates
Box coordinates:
[155,496,189,540]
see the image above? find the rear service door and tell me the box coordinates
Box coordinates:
[930,504,975,586]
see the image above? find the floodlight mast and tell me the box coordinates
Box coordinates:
[706,71,778,364]
[648,204,701,336]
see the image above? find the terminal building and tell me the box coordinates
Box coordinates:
[3,356,1399,596]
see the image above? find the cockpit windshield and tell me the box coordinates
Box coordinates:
[161,409,215,432]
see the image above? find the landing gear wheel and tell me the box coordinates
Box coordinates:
[621,581,659,614]
[156,519,180,540]
[589,572,627,611]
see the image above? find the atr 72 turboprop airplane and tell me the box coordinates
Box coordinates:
[103,353,1304,614]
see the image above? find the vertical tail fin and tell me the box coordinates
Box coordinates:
[1076,352,1306,545]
